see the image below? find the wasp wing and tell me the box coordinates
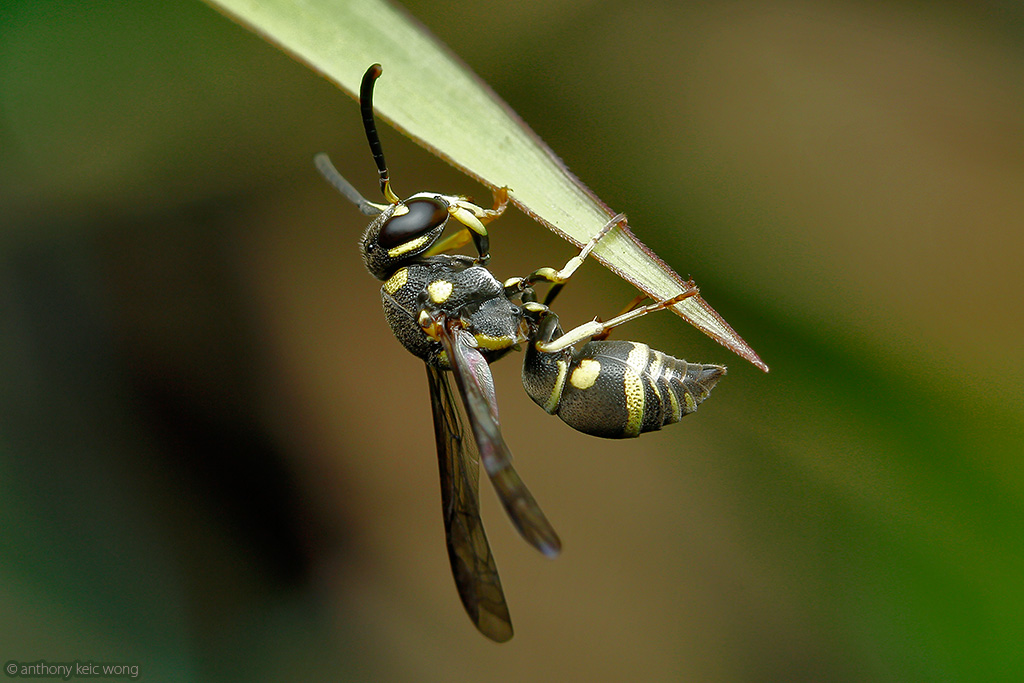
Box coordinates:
[437,318,562,559]
[426,363,513,642]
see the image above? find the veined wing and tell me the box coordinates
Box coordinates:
[426,364,513,642]
[436,318,562,559]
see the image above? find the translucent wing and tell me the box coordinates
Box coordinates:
[436,317,562,559]
[426,364,513,642]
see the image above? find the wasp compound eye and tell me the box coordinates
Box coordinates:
[378,197,449,249]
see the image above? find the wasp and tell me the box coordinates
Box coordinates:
[316,64,726,642]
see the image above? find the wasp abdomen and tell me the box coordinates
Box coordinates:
[526,340,725,439]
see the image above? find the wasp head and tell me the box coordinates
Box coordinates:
[360,192,451,279]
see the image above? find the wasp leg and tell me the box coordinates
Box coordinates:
[424,228,474,257]
[529,213,625,306]
[501,213,626,306]
[444,187,510,262]
[480,186,510,223]
[535,287,701,353]
[591,293,650,341]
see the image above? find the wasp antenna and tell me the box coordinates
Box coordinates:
[360,64,399,204]
[314,153,383,216]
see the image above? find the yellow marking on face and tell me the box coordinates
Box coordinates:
[386,233,431,258]
[544,359,568,414]
[473,332,514,350]
[623,369,646,438]
[683,391,697,413]
[570,359,601,390]
[383,267,408,295]
[427,279,454,304]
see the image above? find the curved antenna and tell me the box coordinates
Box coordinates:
[360,64,400,204]
[313,153,383,216]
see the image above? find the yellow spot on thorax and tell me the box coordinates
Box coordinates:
[427,279,454,304]
[383,267,408,295]
[570,359,601,390]
[474,332,513,350]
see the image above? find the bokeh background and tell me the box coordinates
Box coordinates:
[2,0,1022,680]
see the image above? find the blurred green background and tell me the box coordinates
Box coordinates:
[2,0,1022,680]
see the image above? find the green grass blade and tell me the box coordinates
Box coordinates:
[201,0,766,371]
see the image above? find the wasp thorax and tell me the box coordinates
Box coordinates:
[361,193,450,280]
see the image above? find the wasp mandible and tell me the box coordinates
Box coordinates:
[316,64,725,642]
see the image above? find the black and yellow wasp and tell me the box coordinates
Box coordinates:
[316,65,725,642]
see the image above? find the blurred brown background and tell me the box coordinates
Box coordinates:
[2,0,1022,680]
